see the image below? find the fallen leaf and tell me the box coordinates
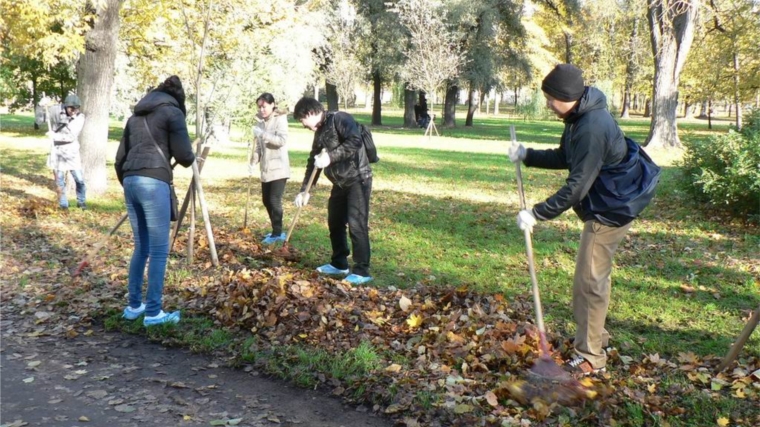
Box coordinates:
[484,391,498,407]
[385,364,402,373]
[399,296,412,312]
[406,313,423,328]
[717,417,729,426]
[22,377,34,383]
[78,416,90,422]
[453,403,473,414]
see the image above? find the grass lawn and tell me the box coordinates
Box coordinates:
[1,108,757,425]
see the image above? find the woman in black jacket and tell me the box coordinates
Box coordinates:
[115,76,196,326]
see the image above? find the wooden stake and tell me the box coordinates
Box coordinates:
[423,114,439,142]
[191,161,219,266]
[716,307,760,372]
[171,144,211,249]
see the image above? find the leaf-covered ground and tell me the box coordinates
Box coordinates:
[3,189,759,427]
[2,116,759,426]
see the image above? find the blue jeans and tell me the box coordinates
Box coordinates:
[123,175,171,317]
[55,169,86,208]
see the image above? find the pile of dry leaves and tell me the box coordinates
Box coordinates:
[3,197,759,426]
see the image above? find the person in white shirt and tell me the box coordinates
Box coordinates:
[47,94,86,210]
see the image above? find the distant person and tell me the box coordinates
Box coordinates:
[292,97,374,285]
[509,64,660,376]
[115,75,196,326]
[46,94,87,210]
[249,93,291,244]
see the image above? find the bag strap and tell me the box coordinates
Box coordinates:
[142,116,173,176]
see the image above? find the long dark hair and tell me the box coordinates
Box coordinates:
[256,93,275,105]
[155,75,187,116]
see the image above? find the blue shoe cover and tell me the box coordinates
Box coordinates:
[143,310,180,326]
[122,303,145,320]
[316,264,349,275]
[262,233,286,245]
[344,274,373,285]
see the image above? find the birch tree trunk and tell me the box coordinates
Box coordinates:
[77,0,123,195]
[645,0,699,148]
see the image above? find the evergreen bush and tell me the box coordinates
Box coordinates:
[679,108,760,223]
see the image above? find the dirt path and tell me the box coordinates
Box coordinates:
[0,315,392,427]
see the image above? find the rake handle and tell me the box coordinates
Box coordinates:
[511,125,549,354]
[284,149,325,244]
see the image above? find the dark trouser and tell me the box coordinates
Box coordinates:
[327,178,372,277]
[261,178,287,236]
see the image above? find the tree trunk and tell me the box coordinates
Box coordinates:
[493,91,500,115]
[621,16,639,119]
[698,100,708,118]
[77,0,123,195]
[372,70,382,126]
[32,76,40,130]
[443,82,458,128]
[465,83,476,127]
[732,50,742,130]
[514,86,519,107]
[403,87,416,128]
[326,83,339,111]
[564,30,574,64]
[644,97,652,118]
[645,0,699,149]
[684,98,693,119]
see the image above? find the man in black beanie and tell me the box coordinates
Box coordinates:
[508,64,659,376]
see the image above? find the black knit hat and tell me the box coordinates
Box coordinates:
[541,64,585,102]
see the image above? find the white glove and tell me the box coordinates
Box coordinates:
[294,192,310,208]
[508,141,527,164]
[516,209,537,232]
[253,127,264,138]
[248,162,256,175]
[314,151,331,169]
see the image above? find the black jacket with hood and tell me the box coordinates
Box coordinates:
[115,91,195,185]
[300,111,372,191]
[524,87,631,225]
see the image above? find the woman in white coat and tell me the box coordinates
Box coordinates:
[47,94,86,210]
[250,93,290,244]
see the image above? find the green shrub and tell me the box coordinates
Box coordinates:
[679,108,760,223]
[515,88,553,120]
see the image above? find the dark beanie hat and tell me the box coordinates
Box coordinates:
[541,64,585,102]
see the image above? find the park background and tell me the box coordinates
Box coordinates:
[2,0,759,426]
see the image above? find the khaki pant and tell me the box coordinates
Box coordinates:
[573,220,632,369]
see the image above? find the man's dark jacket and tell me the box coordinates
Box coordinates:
[115,91,195,184]
[301,112,372,191]
[524,87,658,226]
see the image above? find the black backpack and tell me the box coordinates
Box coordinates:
[359,123,379,163]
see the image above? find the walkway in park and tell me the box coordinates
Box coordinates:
[0,314,392,427]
